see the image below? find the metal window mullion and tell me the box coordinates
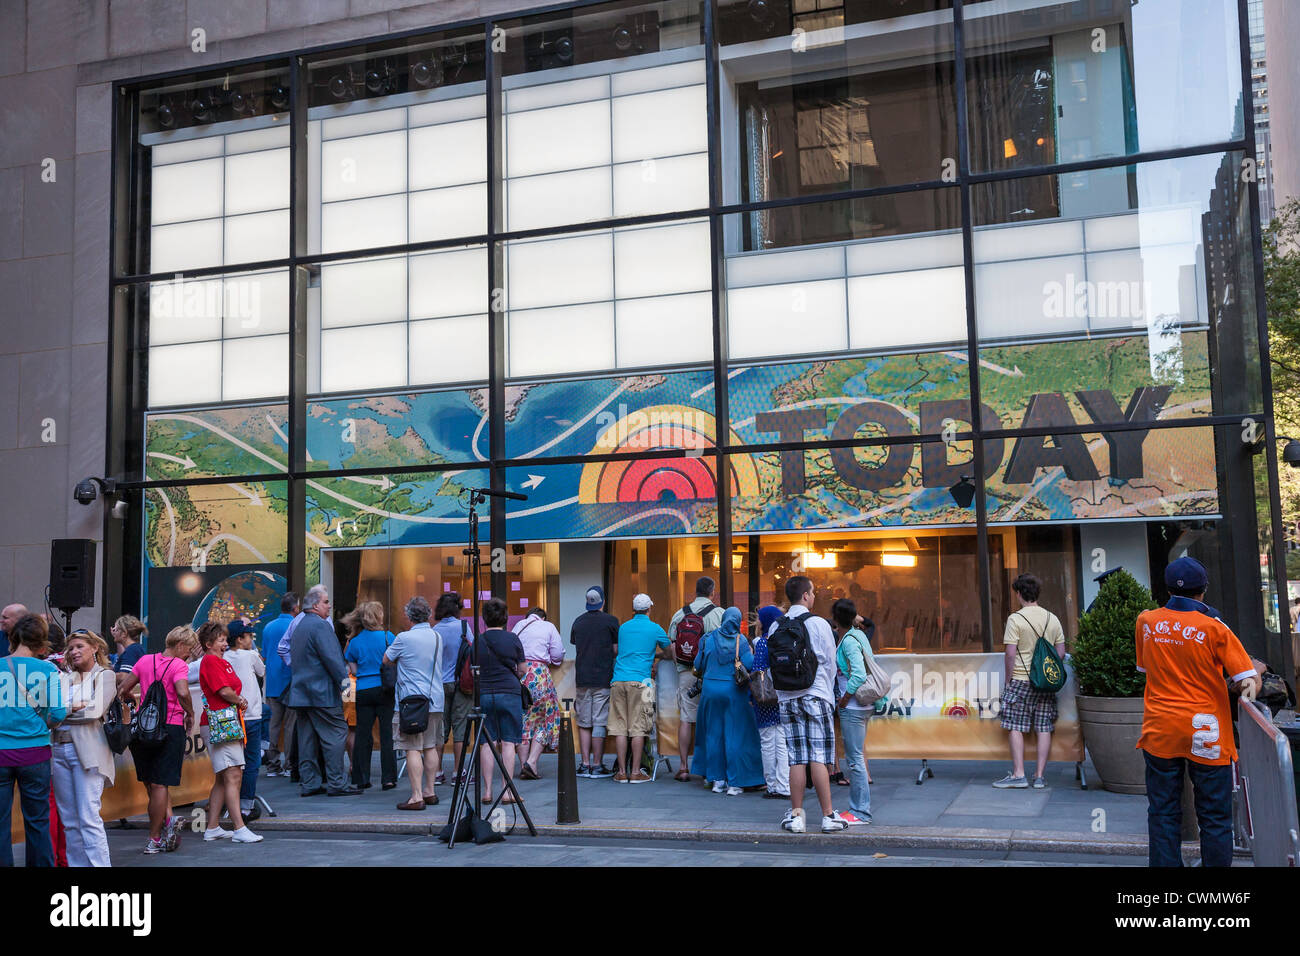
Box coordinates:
[487,21,508,597]
[704,0,734,604]
[288,55,310,595]
[953,0,993,652]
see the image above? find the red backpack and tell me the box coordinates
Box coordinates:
[452,622,474,695]
[672,603,714,666]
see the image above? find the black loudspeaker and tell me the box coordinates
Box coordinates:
[49,539,96,611]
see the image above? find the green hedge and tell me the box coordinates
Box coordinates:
[1071,569,1156,698]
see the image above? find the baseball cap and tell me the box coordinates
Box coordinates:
[1164,556,1208,592]
[227,619,253,639]
[585,585,606,611]
[632,593,653,612]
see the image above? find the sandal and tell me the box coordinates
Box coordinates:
[674,769,691,782]
[831,771,850,786]
[501,791,517,804]
[520,763,540,780]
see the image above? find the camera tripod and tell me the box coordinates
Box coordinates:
[444,488,537,848]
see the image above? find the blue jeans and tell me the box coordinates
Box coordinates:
[0,759,53,867]
[240,718,263,804]
[1143,751,1234,867]
[838,707,871,818]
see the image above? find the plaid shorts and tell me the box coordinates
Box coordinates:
[999,679,1058,733]
[779,696,836,766]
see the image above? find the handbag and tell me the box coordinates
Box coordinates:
[849,627,891,707]
[398,629,442,735]
[732,635,751,688]
[206,703,246,744]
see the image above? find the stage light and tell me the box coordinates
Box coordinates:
[612,24,634,51]
[949,474,976,508]
[190,92,213,122]
[269,84,289,110]
[328,73,350,100]
[365,68,386,94]
[157,100,176,129]
[748,0,770,22]
[229,89,252,116]
[553,35,574,63]
[410,58,442,88]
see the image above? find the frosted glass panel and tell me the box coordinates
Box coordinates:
[224,209,289,265]
[506,75,609,112]
[508,303,615,377]
[506,100,610,178]
[612,154,708,218]
[610,60,705,96]
[321,130,407,202]
[974,256,1087,339]
[224,148,289,216]
[223,271,289,338]
[321,194,406,253]
[224,127,289,154]
[223,334,288,400]
[728,280,848,359]
[321,257,408,328]
[616,293,712,367]
[611,86,706,163]
[410,314,489,383]
[408,184,485,242]
[150,219,222,273]
[148,277,223,345]
[507,167,612,232]
[320,323,407,393]
[148,341,222,407]
[847,268,966,349]
[151,158,223,224]
[409,247,487,319]
[151,137,223,166]
[409,119,486,190]
[321,108,405,140]
[614,221,710,298]
[507,233,614,310]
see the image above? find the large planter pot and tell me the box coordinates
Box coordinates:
[1077,695,1146,795]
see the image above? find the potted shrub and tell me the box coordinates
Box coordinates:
[1071,569,1156,794]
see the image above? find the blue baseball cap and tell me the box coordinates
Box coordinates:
[1165,556,1208,592]
[585,585,605,611]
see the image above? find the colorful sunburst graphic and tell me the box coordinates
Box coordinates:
[940,697,973,718]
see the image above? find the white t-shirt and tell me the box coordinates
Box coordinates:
[770,606,838,706]
[226,648,266,720]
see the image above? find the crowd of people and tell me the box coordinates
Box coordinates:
[0,554,1267,865]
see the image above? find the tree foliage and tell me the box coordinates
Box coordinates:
[1071,570,1156,697]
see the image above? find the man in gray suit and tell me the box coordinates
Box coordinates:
[288,585,361,797]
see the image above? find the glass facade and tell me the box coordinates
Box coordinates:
[110,0,1287,660]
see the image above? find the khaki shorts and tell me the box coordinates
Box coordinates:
[575,686,611,736]
[394,713,444,752]
[443,685,472,744]
[676,666,699,723]
[607,681,655,737]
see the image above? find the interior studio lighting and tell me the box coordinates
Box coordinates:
[612,23,634,52]
[189,91,213,122]
[881,553,917,568]
[410,58,443,89]
[156,99,176,129]
[365,65,393,95]
[229,89,252,116]
[328,72,351,100]
[552,34,574,63]
[269,84,289,110]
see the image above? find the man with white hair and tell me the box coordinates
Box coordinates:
[286,585,359,797]
[0,603,28,658]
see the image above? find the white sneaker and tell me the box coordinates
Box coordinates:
[726,786,743,796]
[203,827,233,841]
[781,808,806,833]
[821,810,850,832]
[231,826,263,844]
[711,780,726,793]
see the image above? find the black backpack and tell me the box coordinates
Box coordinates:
[131,655,173,746]
[767,613,819,691]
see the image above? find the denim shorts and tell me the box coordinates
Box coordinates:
[480,691,523,744]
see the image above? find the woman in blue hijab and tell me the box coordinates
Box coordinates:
[691,607,764,794]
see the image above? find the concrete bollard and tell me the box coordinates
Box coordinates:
[557,698,580,825]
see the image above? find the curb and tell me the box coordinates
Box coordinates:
[169,815,1161,857]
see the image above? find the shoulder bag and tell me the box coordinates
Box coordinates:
[398,631,440,735]
[850,626,892,707]
[732,634,751,688]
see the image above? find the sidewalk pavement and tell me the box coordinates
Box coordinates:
[143,752,1161,858]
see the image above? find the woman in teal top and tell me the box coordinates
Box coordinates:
[1,614,68,867]
[691,607,763,794]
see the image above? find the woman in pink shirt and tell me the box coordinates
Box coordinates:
[514,609,565,780]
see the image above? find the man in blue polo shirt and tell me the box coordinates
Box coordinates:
[608,593,669,784]
[262,592,299,776]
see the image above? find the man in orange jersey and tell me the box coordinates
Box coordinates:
[1135,557,1261,867]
